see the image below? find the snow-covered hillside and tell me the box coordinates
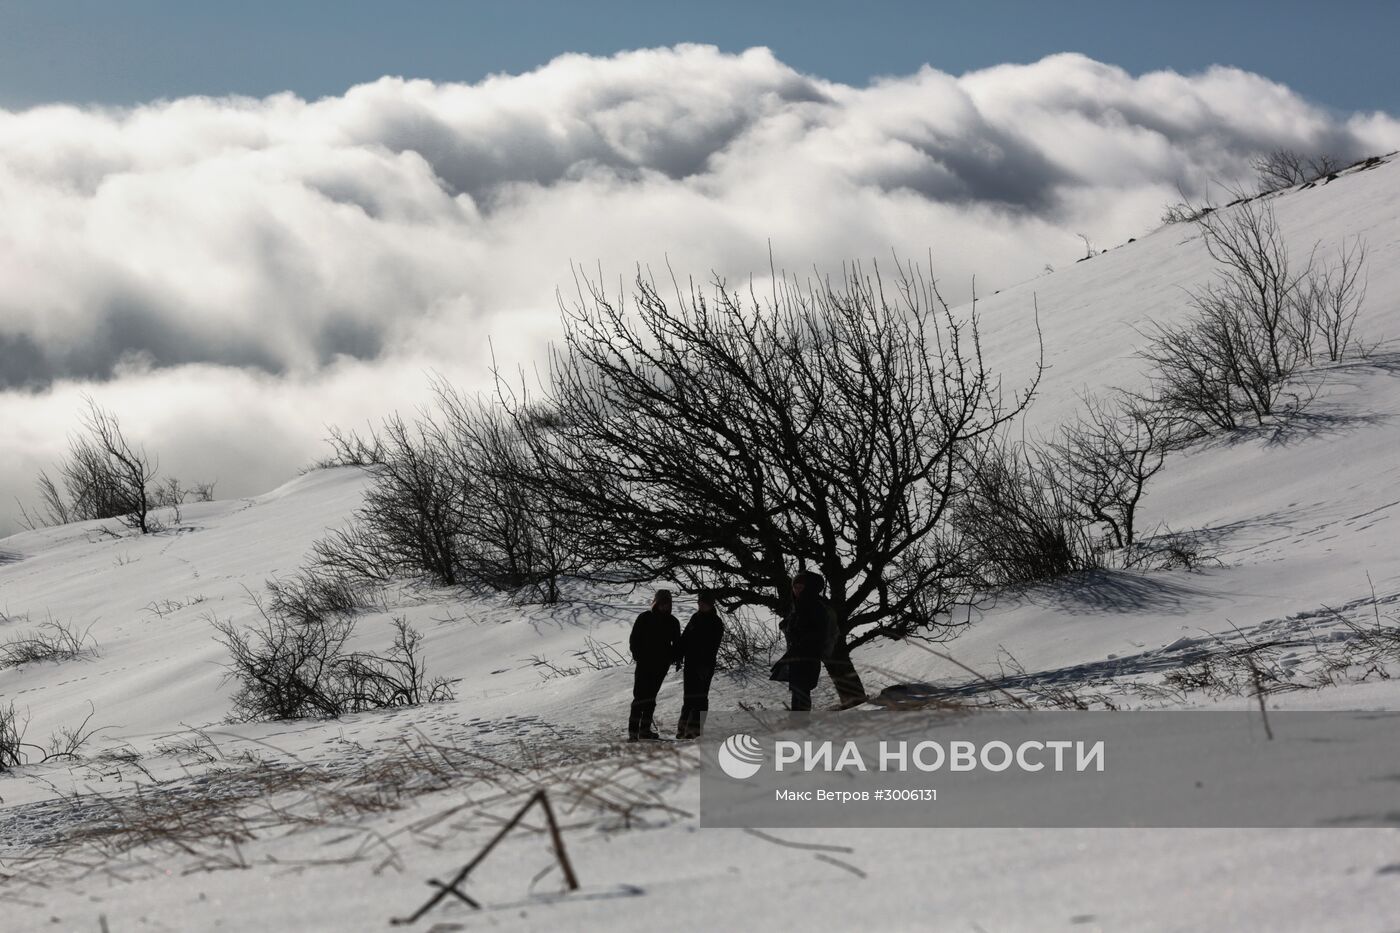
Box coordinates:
[4,156,1400,931]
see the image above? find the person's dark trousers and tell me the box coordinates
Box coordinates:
[824,634,867,708]
[677,666,714,738]
[629,663,669,738]
[788,659,819,712]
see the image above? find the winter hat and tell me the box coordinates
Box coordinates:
[802,571,826,594]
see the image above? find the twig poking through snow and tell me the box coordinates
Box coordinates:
[815,853,868,878]
[742,828,854,854]
[391,789,580,925]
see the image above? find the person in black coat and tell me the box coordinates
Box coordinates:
[628,589,681,740]
[676,591,724,739]
[770,570,836,712]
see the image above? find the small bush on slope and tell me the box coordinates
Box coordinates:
[24,398,213,534]
[1137,197,1371,434]
[212,577,452,722]
[1048,391,1180,551]
[1252,148,1341,193]
[954,435,1100,588]
[0,617,98,669]
[310,398,575,604]
[0,702,103,772]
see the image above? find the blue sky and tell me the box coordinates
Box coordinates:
[2,0,1397,113]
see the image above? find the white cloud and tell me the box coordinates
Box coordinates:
[2,45,1398,533]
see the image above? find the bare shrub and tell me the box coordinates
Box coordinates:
[0,701,103,771]
[1138,199,1308,430]
[1300,238,1370,362]
[308,522,398,586]
[0,617,98,668]
[312,425,386,469]
[1049,392,1178,550]
[430,384,577,603]
[1137,298,1308,432]
[1125,527,1221,571]
[266,570,378,625]
[212,587,452,722]
[149,477,217,515]
[312,414,468,587]
[154,728,223,765]
[338,617,454,709]
[42,399,158,532]
[531,637,630,680]
[23,399,210,533]
[1253,149,1308,190]
[1139,198,1372,432]
[142,594,208,620]
[1252,148,1340,193]
[955,437,1099,588]
[1161,201,1212,225]
[149,478,185,526]
[45,703,105,761]
[212,597,355,720]
[313,396,588,604]
[0,702,23,770]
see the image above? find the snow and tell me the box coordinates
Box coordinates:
[5,157,1400,931]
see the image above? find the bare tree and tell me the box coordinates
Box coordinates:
[497,258,1042,705]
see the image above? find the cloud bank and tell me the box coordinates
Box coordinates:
[2,46,1397,531]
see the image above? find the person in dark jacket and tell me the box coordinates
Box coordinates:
[770,570,836,712]
[676,591,724,739]
[628,589,681,740]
